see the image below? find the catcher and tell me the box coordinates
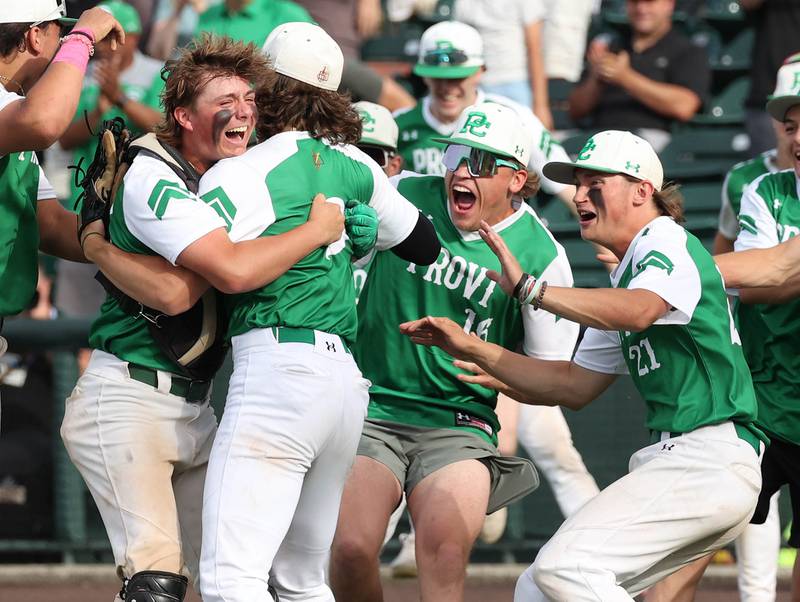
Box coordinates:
[61,35,375,602]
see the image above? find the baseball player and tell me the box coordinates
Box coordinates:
[401,130,764,601]
[194,22,440,602]
[62,35,349,602]
[330,102,574,602]
[644,56,800,602]
[395,19,600,549]
[730,80,800,602]
[0,1,123,341]
[354,100,404,177]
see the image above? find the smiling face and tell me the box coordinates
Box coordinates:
[425,71,482,124]
[176,75,256,171]
[444,153,525,231]
[783,105,800,178]
[573,169,655,255]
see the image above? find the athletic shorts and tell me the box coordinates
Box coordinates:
[357,418,539,514]
[750,436,800,547]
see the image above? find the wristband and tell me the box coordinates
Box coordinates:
[80,230,105,252]
[512,272,530,300]
[53,35,93,73]
[69,28,96,44]
[521,277,541,306]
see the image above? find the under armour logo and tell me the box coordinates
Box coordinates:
[326,341,337,352]
[661,443,675,451]
[625,161,640,173]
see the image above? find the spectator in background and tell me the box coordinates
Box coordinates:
[569,0,710,151]
[56,0,162,372]
[294,0,415,111]
[197,0,312,46]
[740,0,800,155]
[541,0,595,84]
[453,0,553,129]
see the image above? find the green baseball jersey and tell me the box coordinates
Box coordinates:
[90,151,228,372]
[574,216,758,435]
[197,131,420,344]
[355,173,579,444]
[718,150,778,240]
[0,86,58,316]
[734,169,800,444]
[197,0,313,46]
[393,91,569,195]
[69,54,163,211]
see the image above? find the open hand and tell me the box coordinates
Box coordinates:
[478,220,524,297]
[399,316,476,360]
[453,359,505,392]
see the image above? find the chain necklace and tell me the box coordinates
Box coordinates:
[0,74,25,96]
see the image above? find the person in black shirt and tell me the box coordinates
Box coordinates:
[741,0,800,155]
[568,0,710,151]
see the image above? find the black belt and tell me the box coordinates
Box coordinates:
[127,363,211,403]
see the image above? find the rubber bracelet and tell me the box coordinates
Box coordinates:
[80,230,106,252]
[521,277,542,306]
[517,275,536,305]
[512,272,530,300]
[69,28,96,44]
[531,281,548,311]
[52,37,92,72]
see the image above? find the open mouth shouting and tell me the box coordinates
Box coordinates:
[577,208,597,227]
[225,125,249,141]
[452,184,477,214]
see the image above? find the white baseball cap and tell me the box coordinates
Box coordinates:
[432,102,530,165]
[0,0,76,25]
[413,21,484,80]
[766,53,800,121]
[543,130,664,191]
[354,101,398,150]
[263,22,343,92]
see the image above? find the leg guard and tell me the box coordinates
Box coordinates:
[121,571,188,602]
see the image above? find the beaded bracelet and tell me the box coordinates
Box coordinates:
[60,33,95,57]
[531,281,548,311]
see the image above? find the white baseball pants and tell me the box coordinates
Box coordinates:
[514,421,762,601]
[736,492,780,602]
[60,350,216,583]
[199,328,369,602]
[517,405,600,517]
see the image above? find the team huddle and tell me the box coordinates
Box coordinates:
[4,1,800,602]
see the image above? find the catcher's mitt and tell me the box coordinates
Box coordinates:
[73,116,131,243]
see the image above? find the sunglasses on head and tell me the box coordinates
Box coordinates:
[358,145,395,168]
[442,144,521,178]
[422,48,469,66]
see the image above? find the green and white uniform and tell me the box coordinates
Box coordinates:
[718,150,778,241]
[194,131,421,602]
[62,151,225,583]
[735,169,800,445]
[357,172,578,445]
[0,85,57,317]
[394,90,569,195]
[517,216,762,601]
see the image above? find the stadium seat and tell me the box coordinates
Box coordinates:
[680,181,725,236]
[711,28,754,75]
[692,77,749,125]
[701,0,747,37]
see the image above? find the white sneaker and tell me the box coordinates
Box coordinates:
[479,507,508,544]
[389,532,417,578]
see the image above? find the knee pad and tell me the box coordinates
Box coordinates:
[121,571,188,602]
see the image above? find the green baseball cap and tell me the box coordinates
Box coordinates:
[98,0,141,34]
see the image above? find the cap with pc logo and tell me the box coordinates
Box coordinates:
[543,130,664,191]
[766,53,800,122]
[432,102,531,177]
[0,0,77,26]
[354,101,398,151]
[263,22,343,92]
[413,21,484,80]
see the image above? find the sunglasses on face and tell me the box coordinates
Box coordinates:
[422,48,469,66]
[358,145,395,168]
[442,144,521,178]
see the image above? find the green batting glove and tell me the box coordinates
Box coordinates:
[345,199,379,259]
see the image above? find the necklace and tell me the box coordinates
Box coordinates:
[0,74,25,96]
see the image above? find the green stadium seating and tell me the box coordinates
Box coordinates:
[691,77,749,125]
[711,28,753,75]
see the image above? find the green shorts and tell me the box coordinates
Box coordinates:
[357,418,539,514]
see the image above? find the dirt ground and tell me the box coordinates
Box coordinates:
[0,578,792,602]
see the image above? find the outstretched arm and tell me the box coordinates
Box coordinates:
[716,236,800,291]
[399,315,616,410]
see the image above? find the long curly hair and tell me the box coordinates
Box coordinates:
[256,73,362,145]
[155,33,274,148]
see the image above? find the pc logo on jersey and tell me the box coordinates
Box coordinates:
[635,251,674,276]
